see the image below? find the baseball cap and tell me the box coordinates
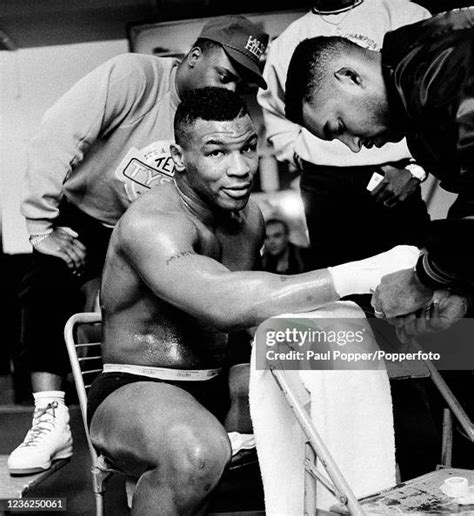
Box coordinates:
[198,15,269,89]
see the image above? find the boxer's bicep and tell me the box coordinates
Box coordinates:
[120,212,232,305]
[120,211,337,330]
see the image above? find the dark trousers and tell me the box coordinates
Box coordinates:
[300,162,442,478]
[19,199,113,376]
[300,162,430,269]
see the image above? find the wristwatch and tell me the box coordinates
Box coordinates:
[405,161,428,182]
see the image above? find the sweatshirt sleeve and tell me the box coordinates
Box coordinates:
[257,42,302,167]
[21,53,151,236]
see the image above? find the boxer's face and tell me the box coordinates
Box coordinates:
[187,46,242,92]
[179,114,258,211]
[301,84,403,152]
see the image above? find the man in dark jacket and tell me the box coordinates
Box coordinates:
[262,218,307,275]
[284,8,474,330]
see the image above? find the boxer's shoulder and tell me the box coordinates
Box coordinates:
[117,200,197,258]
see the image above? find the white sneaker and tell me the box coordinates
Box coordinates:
[8,402,73,475]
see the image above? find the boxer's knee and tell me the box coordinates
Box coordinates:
[133,423,230,512]
[163,423,231,497]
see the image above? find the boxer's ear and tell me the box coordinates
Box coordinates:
[170,143,185,172]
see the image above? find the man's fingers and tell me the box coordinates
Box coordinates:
[395,325,409,344]
[383,196,399,208]
[63,245,85,270]
[394,313,416,327]
[370,181,385,197]
[56,248,75,269]
[374,184,392,203]
[56,226,79,238]
[69,240,87,262]
[70,238,87,253]
[34,229,87,271]
[56,229,87,253]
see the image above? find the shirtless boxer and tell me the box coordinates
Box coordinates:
[88,87,420,515]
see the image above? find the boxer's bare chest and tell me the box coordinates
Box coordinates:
[195,215,258,272]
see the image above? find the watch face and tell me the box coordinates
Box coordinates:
[406,163,427,181]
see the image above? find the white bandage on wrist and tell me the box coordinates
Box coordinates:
[328,245,420,298]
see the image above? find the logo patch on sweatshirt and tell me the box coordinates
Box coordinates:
[115,141,175,201]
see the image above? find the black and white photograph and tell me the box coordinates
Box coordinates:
[0,0,473,514]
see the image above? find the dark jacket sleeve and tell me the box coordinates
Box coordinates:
[385,12,474,290]
[416,219,474,289]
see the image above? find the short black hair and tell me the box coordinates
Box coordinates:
[285,36,360,125]
[174,87,249,147]
[265,218,289,234]
[191,38,222,55]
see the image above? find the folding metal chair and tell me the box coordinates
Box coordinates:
[270,337,474,515]
[65,313,262,515]
[64,312,135,516]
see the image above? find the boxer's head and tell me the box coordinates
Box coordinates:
[171,87,258,212]
[285,36,403,153]
[178,15,268,94]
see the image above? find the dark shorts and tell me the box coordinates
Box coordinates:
[87,371,231,427]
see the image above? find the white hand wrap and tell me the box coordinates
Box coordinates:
[328,245,421,298]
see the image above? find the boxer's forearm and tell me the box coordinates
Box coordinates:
[205,268,339,330]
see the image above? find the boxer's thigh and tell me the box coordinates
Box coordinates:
[90,380,231,478]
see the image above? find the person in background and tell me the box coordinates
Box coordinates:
[284,9,474,327]
[262,218,307,274]
[257,0,440,479]
[284,7,474,469]
[258,0,431,273]
[9,15,269,476]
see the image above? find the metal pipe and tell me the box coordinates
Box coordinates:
[412,340,474,442]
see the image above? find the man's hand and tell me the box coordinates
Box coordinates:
[33,227,87,272]
[371,268,433,318]
[371,166,420,207]
[393,290,468,343]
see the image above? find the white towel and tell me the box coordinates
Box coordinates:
[249,301,397,515]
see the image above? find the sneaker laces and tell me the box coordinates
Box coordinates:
[20,402,59,448]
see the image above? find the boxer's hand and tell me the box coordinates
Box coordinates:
[329,245,420,298]
[371,268,433,319]
[33,227,87,271]
[394,290,468,343]
[371,166,419,208]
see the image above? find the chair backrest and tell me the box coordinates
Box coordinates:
[64,312,103,462]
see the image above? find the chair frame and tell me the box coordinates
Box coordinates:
[64,311,117,516]
[67,312,473,515]
[271,337,474,515]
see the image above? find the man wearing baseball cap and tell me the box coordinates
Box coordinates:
[10,15,268,476]
[197,15,268,89]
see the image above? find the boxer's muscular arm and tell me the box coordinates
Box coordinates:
[119,211,338,331]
